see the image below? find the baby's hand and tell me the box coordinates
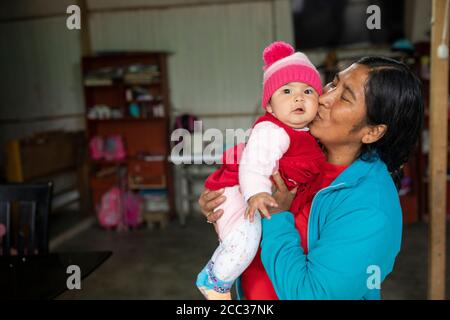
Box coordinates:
[245,192,278,222]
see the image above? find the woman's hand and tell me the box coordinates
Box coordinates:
[198,172,295,224]
[198,188,226,223]
[269,172,297,215]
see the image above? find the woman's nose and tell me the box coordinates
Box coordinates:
[318,92,332,109]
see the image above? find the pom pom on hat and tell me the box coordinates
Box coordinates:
[263,41,295,70]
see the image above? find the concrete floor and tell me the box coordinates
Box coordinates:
[56,215,450,300]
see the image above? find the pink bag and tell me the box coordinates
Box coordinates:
[123,191,142,228]
[89,135,126,161]
[97,187,123,229]
[89,136,104,160]
[104,134,126,161]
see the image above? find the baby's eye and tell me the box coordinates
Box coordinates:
[283,88,291,94]
[304,88,314,95]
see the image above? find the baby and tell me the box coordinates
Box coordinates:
[196,41,327,300]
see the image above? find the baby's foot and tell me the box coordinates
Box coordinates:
[201,289,231,300]
[196,263,233,300]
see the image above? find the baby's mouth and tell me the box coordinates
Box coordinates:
[292,107,305,114]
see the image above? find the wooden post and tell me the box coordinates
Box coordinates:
[428,0,448,300]
[5,140,23,182]
[78,0,92,55]
[77,0,92,214]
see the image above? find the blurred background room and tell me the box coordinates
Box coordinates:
[0,0,449,300]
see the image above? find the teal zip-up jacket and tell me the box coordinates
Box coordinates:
[237,155,402,300]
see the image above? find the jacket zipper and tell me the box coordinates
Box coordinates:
[307,183,346,252]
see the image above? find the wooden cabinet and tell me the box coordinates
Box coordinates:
[82,52,175,218]
[5,131,89,213]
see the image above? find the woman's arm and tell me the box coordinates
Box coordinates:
[260,206,394,299]
[198,172,297,224]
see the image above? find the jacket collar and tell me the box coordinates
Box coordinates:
[329,152,386,189]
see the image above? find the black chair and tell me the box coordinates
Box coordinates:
[0,182,53,256]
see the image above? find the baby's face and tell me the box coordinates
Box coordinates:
[266,82,319,129]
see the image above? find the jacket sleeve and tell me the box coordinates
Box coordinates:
[260,209,397,299]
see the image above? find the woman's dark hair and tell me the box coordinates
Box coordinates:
[356,56,424,188]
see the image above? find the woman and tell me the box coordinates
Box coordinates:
[198,56,424,299]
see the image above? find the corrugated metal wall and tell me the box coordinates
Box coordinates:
[0,0,293,149]
[0,16,84,160]
[88,0,294,130]
[0,17,82,119]
[0,0,430,146]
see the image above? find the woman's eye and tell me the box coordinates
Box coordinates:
[341,95,349,102]
[323,83,333,93]
[283,89,291,94]
[325,82,336,90]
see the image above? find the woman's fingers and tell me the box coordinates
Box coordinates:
[198,188,223,209]
[206,209,224,223]
[205,195,226,211]
[271,184,277,194]
[198,189,209,207]
[245,206,256,223]
[204,188,225,202]
[270,184,296,214]
[259,204,271,220]
[267,195,278,207]
[199,189,226,227]
[272,172,288,193]
[199,188,226,214]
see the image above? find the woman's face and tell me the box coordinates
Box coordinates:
[309,63,370,149]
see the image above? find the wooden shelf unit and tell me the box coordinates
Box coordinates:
[82,52,175,218]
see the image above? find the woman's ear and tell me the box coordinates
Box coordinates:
[362,124,387,144]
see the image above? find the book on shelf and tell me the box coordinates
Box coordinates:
[84,66,124,86]
[125,87,153,102]
[142,155,165,161]
[123,76,160,85]
[84,78,113,86]
[136,153,166,162]
[124,64,160,84]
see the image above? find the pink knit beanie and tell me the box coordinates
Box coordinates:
[262,41,322,108]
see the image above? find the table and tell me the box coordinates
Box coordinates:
[170,154,222,225]
[0,251,112,299]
